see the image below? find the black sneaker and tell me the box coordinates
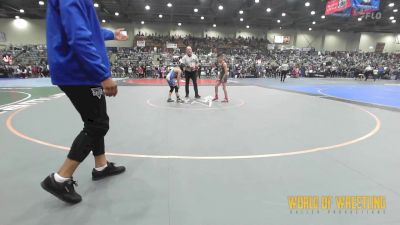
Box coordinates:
[92,162,126,181]
[195,95,201,99]
[40,174,82,204]
[167,98,174,103]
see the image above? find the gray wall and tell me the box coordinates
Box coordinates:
[133,23,170,36]
[0,19,46,45]
[323,31,361,51]
[295,30,324,50]
[359,32,400,52]
[204,26,236,38]
[1,18,400,52]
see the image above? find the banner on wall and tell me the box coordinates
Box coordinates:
[331,7,353,16]
[351,0,380,16]
[352,0,380,10]
[325,0,352,15]
[274,36,291,44]
[326,0,380,17]
[136,40,146,47]
[166,42,177,49]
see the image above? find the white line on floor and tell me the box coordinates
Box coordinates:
[0,91,32,108]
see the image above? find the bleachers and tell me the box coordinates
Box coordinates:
[1,38,399,80]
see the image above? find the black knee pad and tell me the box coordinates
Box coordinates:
[68,131,94,162]
[84,120,109,139]
[67,119,109,162]
[175,86,179,93]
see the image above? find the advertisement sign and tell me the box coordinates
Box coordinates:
[325,0,352,15]
[136,40,145,47]
[326,0,380,16]
[352,0,380,10]
[274,36,291,44]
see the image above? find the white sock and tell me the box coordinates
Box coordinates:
[54,173,71,183]
[95,164,108,171]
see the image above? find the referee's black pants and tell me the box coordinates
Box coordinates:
[185,71,200,97]
[281,70,288,82]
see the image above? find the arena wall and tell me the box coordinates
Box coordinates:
[1,18,399,52]
[359,32,400,52]
[0,19,46,45]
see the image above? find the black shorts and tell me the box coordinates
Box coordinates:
[169,86,179,93]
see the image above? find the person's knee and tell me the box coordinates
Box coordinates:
[84,119,109,139]
[67,131,94,162]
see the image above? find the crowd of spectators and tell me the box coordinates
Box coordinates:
[1,45,49,78]
[1,36,400,80]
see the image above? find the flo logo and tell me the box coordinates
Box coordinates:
[361,12,382,20]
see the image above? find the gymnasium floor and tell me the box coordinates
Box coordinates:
[0,77,400,225]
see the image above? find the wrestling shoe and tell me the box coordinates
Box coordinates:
[222,98,229,103]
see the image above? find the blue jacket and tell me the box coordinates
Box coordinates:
[47,0,115,86]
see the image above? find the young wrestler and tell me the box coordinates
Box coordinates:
[166,66,184,103]
[213,53,229,103]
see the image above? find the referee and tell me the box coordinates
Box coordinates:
[181,46,201,98]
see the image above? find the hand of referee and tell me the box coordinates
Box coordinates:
[101,77,118,97]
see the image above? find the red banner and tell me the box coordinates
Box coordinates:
[325,0,352,15]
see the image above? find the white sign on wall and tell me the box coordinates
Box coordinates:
[166,42,177,49]
[136,40,146,47]
[274,36,290,44]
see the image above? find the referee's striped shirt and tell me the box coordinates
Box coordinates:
[181,54,199,71]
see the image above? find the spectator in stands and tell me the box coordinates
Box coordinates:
[395,67,400,80]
